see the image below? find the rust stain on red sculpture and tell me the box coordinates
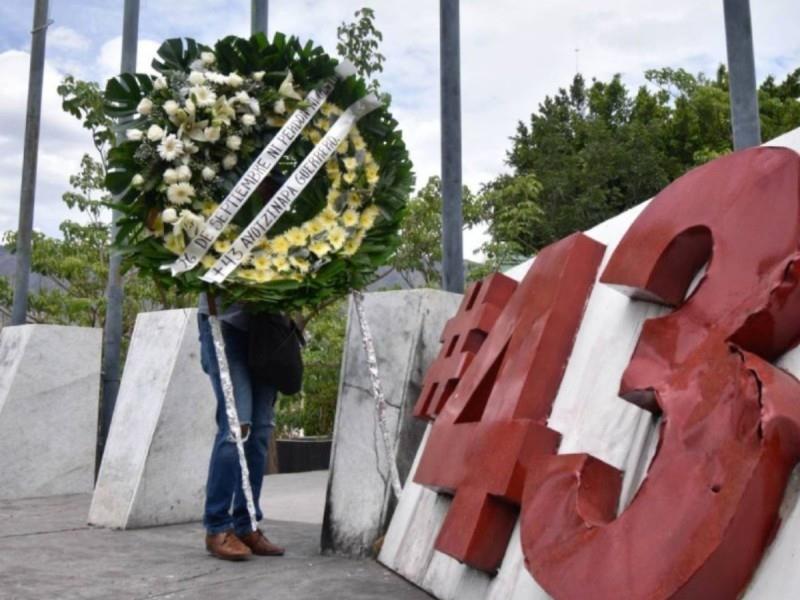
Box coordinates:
[412,146,800,599]
[413,232,605,572]
[520,147,800,599]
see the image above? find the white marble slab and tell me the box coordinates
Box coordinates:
[322,290,462,557]
[0,325,101,499]
[89,309,216,528]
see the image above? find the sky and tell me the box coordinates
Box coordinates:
[0,0,798,260]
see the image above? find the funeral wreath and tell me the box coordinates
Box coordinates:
[104,33,413,312]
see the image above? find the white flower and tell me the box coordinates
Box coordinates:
[222,153,238,170]
[183,140,199,155]
[136,97,153,115]
[278,71,303,100]
[162,207,178,223]
[204,126,221,143]
[202,166,217,181]
[163,168,179,184]
[191,85,216,107]
[166,182,195,205]
[126,129,143,141]
[176,165,192,182]
[226,73,244,88]
[206,72,227,85]
[131,174,145,188]
[189,59,205,71]
[226,135,242,151]
[153,76,168,90]
[241,113,256,127]
[201,51,216,65]
[273,99,286,114]
[185,98,196,118]
[147,124,165,142]
[157,134,184,161]
[253,71,265,81]
[188,71,206,85]
[249,99,261,116]
[163,100,180,116]
[233,91,250,104]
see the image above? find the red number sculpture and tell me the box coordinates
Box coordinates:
[414,232,605,572]
[414,273,518,421]
[520,147,800,599]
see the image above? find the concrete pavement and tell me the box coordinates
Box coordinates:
[0,471,430,600]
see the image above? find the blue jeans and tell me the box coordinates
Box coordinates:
[198,313,277,536]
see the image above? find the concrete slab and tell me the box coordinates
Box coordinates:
[0,472,430,600]
[321,290,462,559]
[90,309,217,529]
[0,324,101,500]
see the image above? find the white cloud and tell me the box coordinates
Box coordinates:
[48,26,91,52]
[97,36,162,80]
[0,50,90,236]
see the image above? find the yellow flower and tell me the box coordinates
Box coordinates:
[238,269,260,282]
[351,131,366,151]
[327,226,347,250]
[342,238,361,256]
[285,227,308,247]
[343,172,356,185]
[365,163,380,186]
[252,254,271,270]
[164,232,185,255]
[309,240,331,257]
[360,205,381,229]
[201,255,217,269]
[316,118,330,131]
[346,192,363,209]
[266,116,286,127]
[213,240,232,253]
[331,174,342,189]
[326,160,340,178]
[341,209,360,228]
[320,103,334,117]
[326,187,341,206]
[308,129,322,144]
[304,219,325,236]
[201,200,219,217]
[270,236,289,254]
[272,255,289,271]
[337,139,349,154]
[289,256,310,273]
[343,157,358,172]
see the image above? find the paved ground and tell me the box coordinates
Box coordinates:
[0,471,430,600]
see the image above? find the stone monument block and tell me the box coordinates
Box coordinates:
[321,289,462,557]
[89,309,216,529]
[0,324,101,500]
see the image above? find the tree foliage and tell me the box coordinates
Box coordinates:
[482,66,800,259]
[336,7,386,95]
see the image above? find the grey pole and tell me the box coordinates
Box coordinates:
[440,0,464,293]
[11,0,50,325]
[97,0,139,473]
[723,0,761,149]
[251,0,269,36]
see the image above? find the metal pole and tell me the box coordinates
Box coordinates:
[11,0,50,325]
[97,0,139,474]
[251,0,269,36]
[723,0,761,149]
[440,0,464,293]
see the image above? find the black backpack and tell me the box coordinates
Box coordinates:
[247,312,305,395]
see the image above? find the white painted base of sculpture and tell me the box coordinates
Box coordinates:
[0,324,101,500]
[379,128,800,599]
[89,309,216,529]
[321,289,462,557]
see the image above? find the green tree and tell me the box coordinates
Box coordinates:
[336,7,386,95]
[484,66,800,257]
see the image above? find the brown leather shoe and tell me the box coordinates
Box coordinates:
[206,530,252,561]
[237,529,285,556]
